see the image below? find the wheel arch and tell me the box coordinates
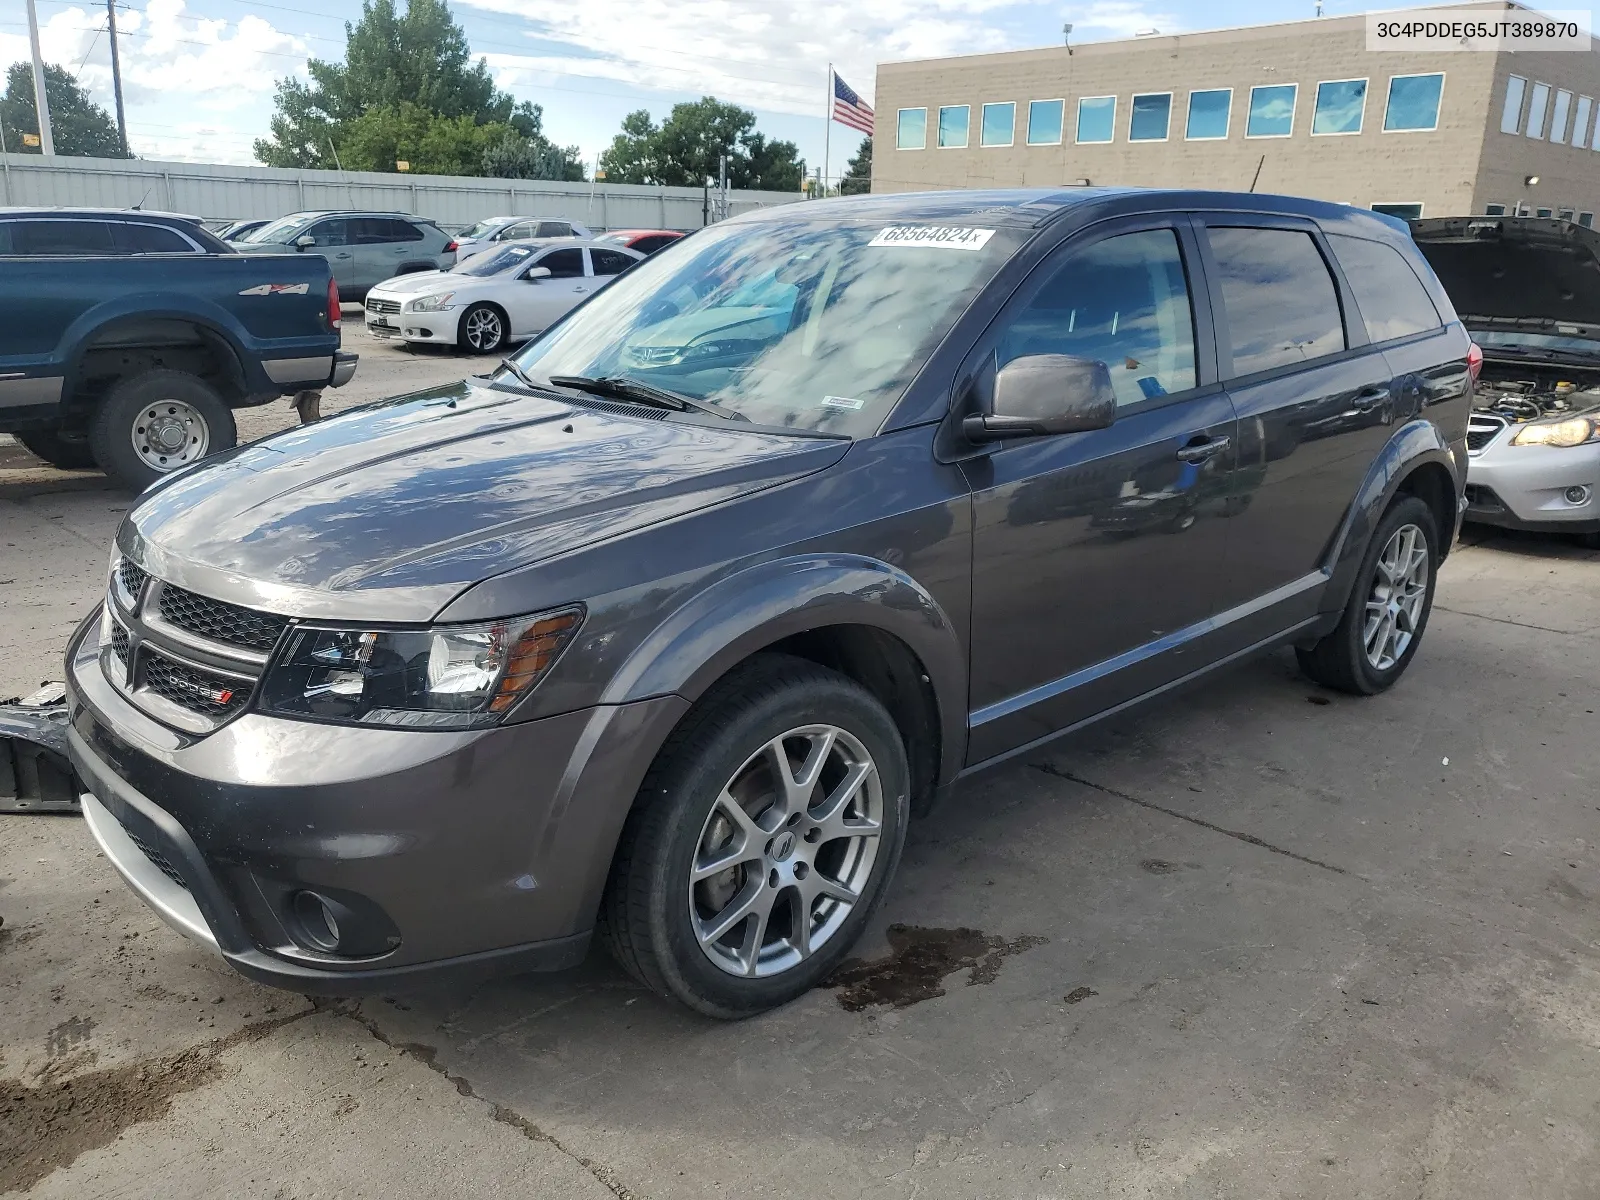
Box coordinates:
[63,314,249,428]
[458,299,510,350]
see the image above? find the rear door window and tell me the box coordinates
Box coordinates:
[536,221,572,238]
[589,248,636,276]
[1207,226,1346,376]
[373,218,423,243]
[1325,233,1442,342]
[537,247,586,278]
[13,219,117,255]
[112,222,197,253]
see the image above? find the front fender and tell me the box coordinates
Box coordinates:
[601,553,968,786]
[1322,418,1461,613]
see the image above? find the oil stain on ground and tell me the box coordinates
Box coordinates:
[824,924,1047,1012]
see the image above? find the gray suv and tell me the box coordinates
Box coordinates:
[232,210,452,298]
[67,189,1472,1018]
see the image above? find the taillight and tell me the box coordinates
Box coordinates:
[444,240,458,253]
[327,276,341,331]
[1466,341,1483,383]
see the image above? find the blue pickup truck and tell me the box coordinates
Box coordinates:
[1,208,357,489]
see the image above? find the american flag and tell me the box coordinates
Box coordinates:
[831,72,875,135]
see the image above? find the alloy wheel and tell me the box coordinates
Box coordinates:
[1363,522,1429,670]
[689,725,883,979]
[464,307,503,351]
[131,400,210,472]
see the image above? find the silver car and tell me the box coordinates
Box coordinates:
[231,211,453,300]
[1415,216,1600,546]
[450,215,594,262]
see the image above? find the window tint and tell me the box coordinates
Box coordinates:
[14,220,116,255]
[537,247,585,278]
[1027,99,1064,144]
[1386,73,1445,132]
[996,228,1197,408]
[1076,96,1115,143]
[1129,93,1171,141]
[306,219,352,247]
[378,218,424,242]
[937,105,969,148]
[1326,234,1441,342]
[980,102,1014,146]
[1208,227,1345,376]
[635,234,675,254]
[501,222,536,241]
[1313,79,1366,135]
[536,221,571,238]
[1186,89,1231,139]
[0,223,11,254]
[896,107,926,149]
[1501,75,1527,133]
[111,222,195,253]
[590,248,636,275]
[1247,84,1297,137]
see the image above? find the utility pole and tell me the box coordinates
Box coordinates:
[25,0,55,156]
[106,0,128,155]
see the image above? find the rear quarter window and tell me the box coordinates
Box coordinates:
[1326,233,1442,342]
[13,219,118,255]
[112,222,197,253]
[1208,226,1346,376]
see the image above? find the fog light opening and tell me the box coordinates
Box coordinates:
[1563,485,1591,505]
[292,890,342,952]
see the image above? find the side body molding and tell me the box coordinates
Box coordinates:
[600,553,970,787]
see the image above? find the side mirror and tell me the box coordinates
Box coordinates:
[963,354,1117,442]
[294,233,317,249]
[524,266,551,282]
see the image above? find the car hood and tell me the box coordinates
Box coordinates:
[371,271,456,295]
[119,380,850,623]
[1412,217,1600,337]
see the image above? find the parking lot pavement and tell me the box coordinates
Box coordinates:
[3,434,1598,1194]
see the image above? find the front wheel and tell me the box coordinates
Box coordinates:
[599,654,910,1018]
[1297,495,1438,694]
[457,303,506,354]
[89,369,237,491]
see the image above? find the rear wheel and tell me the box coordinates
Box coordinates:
[89,369,237,491]
[1297,495,1438,694]
[15,429,95,470]
[599,654,910,1018]
[457,303,506,354]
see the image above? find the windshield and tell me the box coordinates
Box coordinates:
[1477,330,1600,361]
[450,243,536,277]
[508,218,1020,436]
[238,215,308,244]
[458,218,505,240]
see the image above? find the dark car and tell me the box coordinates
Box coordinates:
[66,189,1471,1017]
[597,228,685,255]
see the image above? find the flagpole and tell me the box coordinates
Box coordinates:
[823,63,832,197]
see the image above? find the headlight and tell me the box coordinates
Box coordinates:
[1510,416,1600,447]
[259,608,582,728]
[407,292,458,313]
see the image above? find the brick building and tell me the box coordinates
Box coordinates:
[871,2,1600,220]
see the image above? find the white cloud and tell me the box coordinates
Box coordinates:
[1069,2,1183,39]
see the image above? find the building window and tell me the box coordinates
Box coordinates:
[1575,97,1594,149]
[1559,207,1576,221]
[1246,84,1297,138]
[1076,96,1116,143]
[1527,82,1551,138]
[1551,90,1573,143]
[1371,202,1423,220]
[1592,112,1600,150]
[1484,203,1506,216]
[1580,212,1594,227]
[896,108,927,150]
[1129,92,1172,141]
[1535,207,1554,217]
[937,105,970,148]
[980,102,1015,147]
[1501,76,1527,133]
[1384,73,1445,132]
[1027,99,1065,145]
[1186,89,1231,140]
[1313,79,1367,135]
[1514,201,1532,216]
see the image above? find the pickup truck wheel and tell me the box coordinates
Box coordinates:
[599,654,910,1019]
[90,370,237,490]
[15,430,96,470]
[1296,495,1438,695]
[458,303,506,354]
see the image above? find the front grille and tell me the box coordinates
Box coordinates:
[109,620,130,667]
[366,297,401,315]
[142,653,251,720]
[1467,415,1507,453]
[117,558,149,599]
[125,827,189,891]
[157,585,288,653]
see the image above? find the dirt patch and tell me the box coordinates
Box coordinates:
[1064,986,1098,1004]
[0,1010,308,1193]
[1139,859,1180,874]
[824,924,1047,1011]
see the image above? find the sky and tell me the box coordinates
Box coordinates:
[1,0,1391,182]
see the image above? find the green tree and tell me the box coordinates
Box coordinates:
[1,62,130,158]
[599,97,802,191]
[839,135,871,194]
[254,0,582,179]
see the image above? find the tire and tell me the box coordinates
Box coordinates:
[15,429,96,470]
[89,369,237,491]
[457,303,507,354]
[599,653,910,1019]
[1297,495,1438,695]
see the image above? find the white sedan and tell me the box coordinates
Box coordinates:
[363,239,644,353]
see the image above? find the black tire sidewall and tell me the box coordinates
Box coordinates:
[89,370,237,491]
[1341,496,1438,691]
[643,674,909,1017]
[15,429,95,469]
[459,303,505,354]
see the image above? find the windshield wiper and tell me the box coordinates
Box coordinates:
[547,374,748,421]
[496,357,541,390]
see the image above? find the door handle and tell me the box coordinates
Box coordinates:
[1176,436,1230,463]
[1352,386,1390,412]
[334,251,352,259]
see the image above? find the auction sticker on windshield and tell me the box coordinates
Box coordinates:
[868,226,996,251]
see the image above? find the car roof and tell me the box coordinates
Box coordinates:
[276,210,428,221]
[0,206,205,223]
[604,228,680,237]
[489,236,641,252]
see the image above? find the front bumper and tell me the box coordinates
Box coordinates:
[1464,435,1600,533]
[64,612,688,994]
[364,303,460,346]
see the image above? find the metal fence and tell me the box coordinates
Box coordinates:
[0,153,804,231]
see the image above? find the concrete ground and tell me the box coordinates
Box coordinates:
[2,329,1597,1196]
